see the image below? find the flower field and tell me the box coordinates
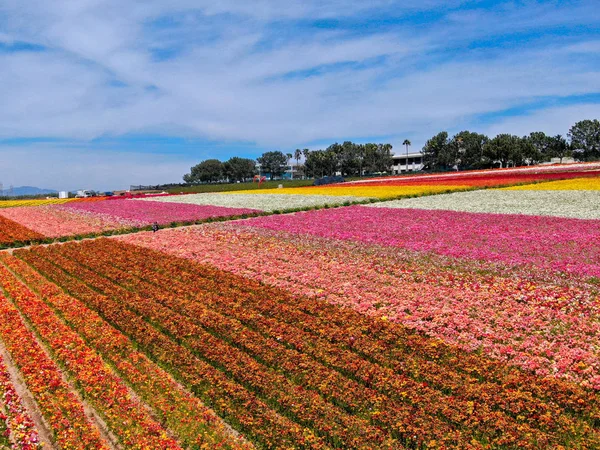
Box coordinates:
[0,199,261,248]
[0,239,597,448]
[0,215,45,246]
[0,355,42,448]
[0,165,599,448]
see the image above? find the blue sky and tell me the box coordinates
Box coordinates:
[1,0,599,190]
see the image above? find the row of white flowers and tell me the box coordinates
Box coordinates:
[368,189,600,219]
[141,193,368,212]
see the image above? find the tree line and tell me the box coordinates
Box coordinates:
[182,142,394,183]
[182,119,600,183]
[423,119,600,171]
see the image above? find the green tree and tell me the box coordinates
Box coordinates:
[527,132,552,162]
[304,150,325,178]
[356,144,365,176]
[223,157,256,182]
[294,149,302,178]
[447,131,489,170]
[401,139,411,172]
[362,143,393,174]
[518,137,538,166]
[339,141,359,177]
[183,159,223,184]
[286,153,293,178]
[483,134,527,168]
[257,151,288,179]
[422,132,449,170]
[362,143,379,174]
[377,143,394,173]
[568,119,600,160]
[548,134,572,163]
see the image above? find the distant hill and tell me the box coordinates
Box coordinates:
[1,186,58,196]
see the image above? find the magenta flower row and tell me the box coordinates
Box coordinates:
[242,205,600,278]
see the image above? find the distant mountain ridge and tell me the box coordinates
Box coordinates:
[0,186,58,196]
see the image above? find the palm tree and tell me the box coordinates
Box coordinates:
[302,149,311,177]
[286,153,293,179]
[294,149,302,179]
[402,139,411,172]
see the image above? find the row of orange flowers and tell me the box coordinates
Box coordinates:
[0,216,44,247]
[15,247,330,449]
[97,240,600,408]
[0,263,181,449]
[17,239,600,449]
[0,252,251,450]
[54,240,452,447]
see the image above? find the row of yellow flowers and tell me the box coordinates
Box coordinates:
[226,184,471,199]
[0,198,75,209]
[503,176,600,190]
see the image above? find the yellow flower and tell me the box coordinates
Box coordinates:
[225,184,471,199]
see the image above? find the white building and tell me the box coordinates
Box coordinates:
[392,151,424,174]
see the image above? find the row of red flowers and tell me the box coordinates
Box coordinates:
[15,239,600,449]
[0,355,41,449]
[54,240,469,448]
[335,164,600,187]
[99,239,599,416]
[0,263,181,449]
[0,252,251,450]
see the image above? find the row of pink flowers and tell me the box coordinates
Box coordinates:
[62,199,259,227]
[241,206,600,279]
[0,201,261,240]
[0,206,129,237]
[121,224,600,389]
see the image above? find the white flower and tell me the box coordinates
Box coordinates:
[368,190,600,220]
[139,193,368,212]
